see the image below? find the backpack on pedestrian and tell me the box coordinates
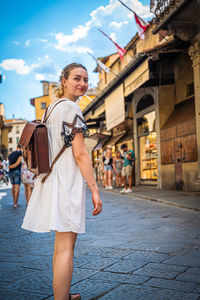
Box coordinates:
[19,100,67,183]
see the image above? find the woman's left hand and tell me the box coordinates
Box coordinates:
[92,190,102,216]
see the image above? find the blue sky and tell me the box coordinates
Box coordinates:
[0,0,152,120]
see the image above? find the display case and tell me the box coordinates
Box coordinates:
[139,133,157,180]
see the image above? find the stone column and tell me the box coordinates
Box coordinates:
[189,39,200,191]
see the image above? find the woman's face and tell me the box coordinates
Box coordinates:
[62,67,88,101]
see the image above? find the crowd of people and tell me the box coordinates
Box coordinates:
[94,143,135,193]
[0,145,36,208]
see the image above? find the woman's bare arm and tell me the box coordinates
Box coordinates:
[9,156,22,169]
[72,133,102,215]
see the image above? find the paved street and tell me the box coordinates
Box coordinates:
[0,185,200,300]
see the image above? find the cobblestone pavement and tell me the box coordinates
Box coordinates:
[0,185,200,300]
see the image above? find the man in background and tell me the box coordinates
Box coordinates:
[120,143,135,193]
[8,146,22,207]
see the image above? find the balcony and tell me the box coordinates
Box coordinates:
[151,0,200,41]
[151,0,182,24]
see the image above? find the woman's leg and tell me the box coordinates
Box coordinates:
[27,183,32,204]
[116,174,119,187]
[53,231,77,300]
[24,183,29,204]
[104,170,108,187]
[108,170,112,187]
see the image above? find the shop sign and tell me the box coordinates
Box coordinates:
[105,84,125,131]
[124,59,149,97]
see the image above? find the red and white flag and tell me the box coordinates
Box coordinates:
[134,12,150,40]
[118,0,149,40]
[87,51,110,73]
[98,28,126,62]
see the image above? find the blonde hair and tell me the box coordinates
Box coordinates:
[54,63,87,98]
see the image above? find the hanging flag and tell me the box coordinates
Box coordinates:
[87,52,110,73]
[98,28,126,62]
[118,0,149,40]
[134,12,150,40]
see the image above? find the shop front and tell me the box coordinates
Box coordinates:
[133,89,160,187]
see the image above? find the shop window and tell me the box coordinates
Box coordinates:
[136,95,154,113]
[139,133,157,180]
[137,111,157,181]
[41,102,46,109]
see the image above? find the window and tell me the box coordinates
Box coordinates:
[9,137,12,143]
[16,137,19,145]
[41,102,47,109]
[16,126,19,134]
[186,83,194,97]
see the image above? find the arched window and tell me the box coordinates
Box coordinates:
[136,95,154,113]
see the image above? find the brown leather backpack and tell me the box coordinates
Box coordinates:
[19,100,67,183]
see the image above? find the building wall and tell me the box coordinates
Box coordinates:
[6,120,27,152]
[34,95,50,120]
[158,85,176,129]
[159,55,197,191]
[174,53,194,104]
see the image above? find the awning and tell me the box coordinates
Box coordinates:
[117,131,133,143]
[105,84,125,131]
[93,136,111,151]
[89,133,111,141]
[104,132,126,148]
[124,58,149,97]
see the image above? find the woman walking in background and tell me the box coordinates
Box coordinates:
[21,63,102,300]
[21,158,35,206]
[102,145,113,190]
[113,150,123,188]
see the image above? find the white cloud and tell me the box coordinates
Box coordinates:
[109,20,128,29]
[0,59,32,75]
[35,74,45,80]
[13,41,20,45]
[39,39,48,43]
[110,32,116,41]
[25,40,31,47]
[52,0,151,52]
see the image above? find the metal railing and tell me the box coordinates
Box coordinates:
[151,0,178,21]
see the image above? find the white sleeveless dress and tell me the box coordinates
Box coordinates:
[21,99,89,233]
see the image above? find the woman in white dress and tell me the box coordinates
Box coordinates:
[21,63,102,300]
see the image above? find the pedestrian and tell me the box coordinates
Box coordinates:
[112,150,123,188]
[21,63,102,300]
[8,145,23,207]
[102,145,113,190]
[21,158,35,206]
[120,143,135,193]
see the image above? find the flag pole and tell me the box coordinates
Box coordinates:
[97,28,134,60]
[118,0,168,42]
[118,0,135,14]
[87,51,117,76]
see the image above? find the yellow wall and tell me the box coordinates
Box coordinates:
[158,85,176,129]
[174,53,194,104]
[34,95,50,120]
[78,94,96,112]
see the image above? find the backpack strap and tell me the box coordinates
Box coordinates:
[41,99,69,183]
[43,99,68,123]
[41,144,66,183]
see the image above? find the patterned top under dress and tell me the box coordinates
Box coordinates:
[21,158,36,187]
[21,99,89,233]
